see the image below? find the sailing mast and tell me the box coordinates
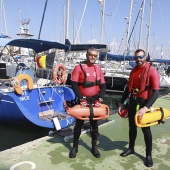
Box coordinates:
[138,0,145,49]
[99,0,105,44]
[74,0,88,43]
[146,0,153,55]
[0,0,9,38]
[125,0,133,55]
[65,0,70,41]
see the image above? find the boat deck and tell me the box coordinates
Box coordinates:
[0,94,170,170]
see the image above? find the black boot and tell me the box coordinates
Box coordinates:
[69,120,83,158]
[145,155,153,167]
[145,149,153,167]
[91,128,100,158]
[91,140,100,158]
[120,140,135,157]
[121,127,136,157]
[143,127,153,167]
[120,148,134,157]
[69,142,78,158]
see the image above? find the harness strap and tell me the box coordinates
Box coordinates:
[89,103,94,120]
[80,64,86,79]
[158,107,165,124]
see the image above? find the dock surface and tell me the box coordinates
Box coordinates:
[0,94,170,170]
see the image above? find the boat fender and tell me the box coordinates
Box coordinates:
[52,116,61,130]
[53,64,67,85]
[12,74,34,95]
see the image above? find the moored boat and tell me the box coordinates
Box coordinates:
[0,38,76,129]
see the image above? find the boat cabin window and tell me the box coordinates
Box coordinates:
[0,63,8,79]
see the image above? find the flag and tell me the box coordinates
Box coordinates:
[36,52,55,69]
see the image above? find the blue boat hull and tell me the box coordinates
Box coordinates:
[0,86,75,129]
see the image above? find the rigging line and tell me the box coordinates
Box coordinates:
[75,0,88,43]
[128,0,144,45]
[131,0,139,18]
[116,29,126,55]
[108,0,121,36]
[38,88,51,110]
[116,0,138,54]
[38,0,48,39]
[51,86,65,101]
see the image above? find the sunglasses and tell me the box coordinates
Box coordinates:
[134,55,145,60]
[88,53,98,58]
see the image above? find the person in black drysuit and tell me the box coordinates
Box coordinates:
[69,47,106,158]
[118,49,160,167]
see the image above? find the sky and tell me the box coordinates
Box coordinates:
[1,0,170,58]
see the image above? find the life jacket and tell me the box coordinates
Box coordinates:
[128,62,151,93]
[78,63,101,87]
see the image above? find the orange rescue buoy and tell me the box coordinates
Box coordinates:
[53,64,67,85]
[64,101,110,120]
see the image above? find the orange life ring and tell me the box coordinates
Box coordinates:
[53,64,67,85]
[64,101,110,120]
[13,74,34,95]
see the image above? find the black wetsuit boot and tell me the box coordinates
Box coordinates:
[69,141,79,158]
[143,127,153,167]
[91,130,100,158]
[69,120,83,158]
[120,141,135,157]
[120,121,136,157]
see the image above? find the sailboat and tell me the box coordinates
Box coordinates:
[0,38,77,130]
[99,0,170,90]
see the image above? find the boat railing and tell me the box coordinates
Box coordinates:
[0,62,64,93]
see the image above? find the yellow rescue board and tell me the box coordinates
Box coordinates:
[135,107,170,127]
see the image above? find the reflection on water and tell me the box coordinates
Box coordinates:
[0,124,48,151]
[0,89,169,151]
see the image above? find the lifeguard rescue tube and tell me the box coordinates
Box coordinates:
[64,101,110,120]
[13,74,34,95]
[53,64,67,85]
[135,107,170,127]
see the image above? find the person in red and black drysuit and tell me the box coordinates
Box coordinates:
[118,49,160,167]
[69,47,106,158]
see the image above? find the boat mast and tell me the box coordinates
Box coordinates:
[38,0,48,39]
[138,0,145,49]
[0,0,9,37]
[161,44,163,59]
[0,0,3,35]
[73,11,75,44]
[99,0,105,44]
[65,0,70,41]
[125,0,133,55]
[74,0,88,43]
[146,0,153,55]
